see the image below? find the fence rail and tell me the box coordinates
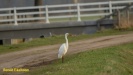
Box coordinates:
[0,0,133,25]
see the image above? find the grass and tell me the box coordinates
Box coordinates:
[116,17,133,29]
[26,42,133,75]
[0,29,133,54]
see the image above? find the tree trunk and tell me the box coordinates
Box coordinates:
[34,0,44,22]
[73,0,78,4]
[35,0,43,6]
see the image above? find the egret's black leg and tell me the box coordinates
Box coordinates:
[62,56,64,63]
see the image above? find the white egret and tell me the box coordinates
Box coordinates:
[58,33,69,63]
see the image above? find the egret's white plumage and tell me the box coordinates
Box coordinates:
[58,33,69,63]
[58,43,67,58]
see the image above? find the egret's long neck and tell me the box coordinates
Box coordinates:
[65,35,68,49]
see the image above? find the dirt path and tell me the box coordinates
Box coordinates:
[0,33,133,71]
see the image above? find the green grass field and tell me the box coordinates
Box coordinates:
[0,29,133,54]
[26,42,133,75]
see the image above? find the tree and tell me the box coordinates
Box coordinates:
[35,0,43,6]
[34,0,44,22]
[73,0,79,4]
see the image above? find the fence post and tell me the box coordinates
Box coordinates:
[13,7,18,25]
[77,4,81,21]
[109,1,113,19]
[45,6,50,23]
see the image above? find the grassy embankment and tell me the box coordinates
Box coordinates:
[0,29,133,54]
[26,41,133,75]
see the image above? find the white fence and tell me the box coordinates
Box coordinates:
[0,0,133,25]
